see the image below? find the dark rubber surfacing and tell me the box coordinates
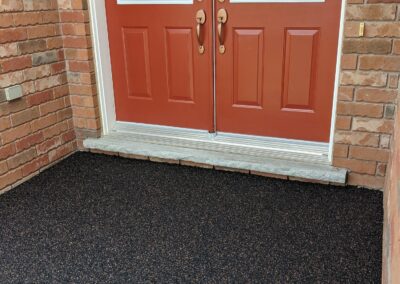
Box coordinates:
[0,153,383,283]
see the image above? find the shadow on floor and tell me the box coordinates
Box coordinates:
[0,152,382,283]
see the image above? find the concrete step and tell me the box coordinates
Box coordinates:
[84,133,347,185]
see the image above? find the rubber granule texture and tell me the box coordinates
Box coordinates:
[0,152,383,283]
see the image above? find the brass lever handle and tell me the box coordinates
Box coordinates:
[217,8,227,54]
[196,9,206,54]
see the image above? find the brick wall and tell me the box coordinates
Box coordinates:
[0,0,77,193]
[382,101,399,283]
[332,0,400,189]
[57,0,101,148]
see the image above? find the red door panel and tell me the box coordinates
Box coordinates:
[216,0,342,142]
[105,1,213,130]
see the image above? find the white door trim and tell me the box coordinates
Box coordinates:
[328,0,347,163]
[88,0,116,135]
[88,0,346,164]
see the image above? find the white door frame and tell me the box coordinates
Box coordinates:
[87,0,347,164]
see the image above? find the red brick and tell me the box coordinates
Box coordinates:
[342,39,392,54]
[0,161,8,175]
[0,14,13,28]
[347,173,385,189]
[63,36,91,49]
[0,144,16,160]
[0,169,22,189]
[64,48,92,61]
[10,107,40,127]
[27,90,54,106]
[0,116,11,131]
[41,11,60,24]
[394,39,400,55]
[359,55,400,72]
[340,71,387,87]
[336,116,352,130]
[18,39,47,54]
[39,97,65,116]
[355,88,397,103]
[27,24,57,39]
[376,163,387,177]
[341,54,358,70]
[35,74,65,91]
[59,11,88,23]
[43,121,69,139]
[31,113,58,131]
[36,136,61,155]
[0,98,27,116]
[21,154,49,177]
[12,12,42,26]
[51,62,66,74]
[24,65,51,81]
[388,74,399,89]
[0,42,19,58]
[333,144,349,158]
[338,86,354,101]
[346,4,397,20]
[365,22,400,37]
[15,132,44,152]
[1,55,32,72]
[337,102,384,118]
[72,107,98,119]
[334,131,380,147]
[57,108,73,122]
[53,84,69,98]
[0,0,24,12]
[46,37,63,49]
[61,23,89,36]
[349,146,390,162]
[48,141,75,163]
[0,28,27,44]
[2,123,31,144]
[352,118,394,134]
[0,70,24,88]
[67,60,93,72]
[61,129,76,143]
[23,0,57,11]
[7,148,37,170]
[334,158,377,175]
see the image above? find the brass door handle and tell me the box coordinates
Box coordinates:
[217,8,227,54]
[196,9,206,54]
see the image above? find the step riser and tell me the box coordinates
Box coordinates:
[84,136,347,185]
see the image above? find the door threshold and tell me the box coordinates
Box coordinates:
[114,122,331,164]
[83,122,347,185]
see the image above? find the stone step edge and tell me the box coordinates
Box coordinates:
[83,137,347,186]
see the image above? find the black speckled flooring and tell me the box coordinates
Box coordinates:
[0,152,382,283]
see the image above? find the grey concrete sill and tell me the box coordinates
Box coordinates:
[84,133,347,185]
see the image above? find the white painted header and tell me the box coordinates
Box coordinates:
[230,0,324,2]
[117,0,193,4]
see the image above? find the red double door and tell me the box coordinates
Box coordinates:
[105,0,342,142]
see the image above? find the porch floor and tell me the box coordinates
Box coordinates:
[0,153,382,282]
